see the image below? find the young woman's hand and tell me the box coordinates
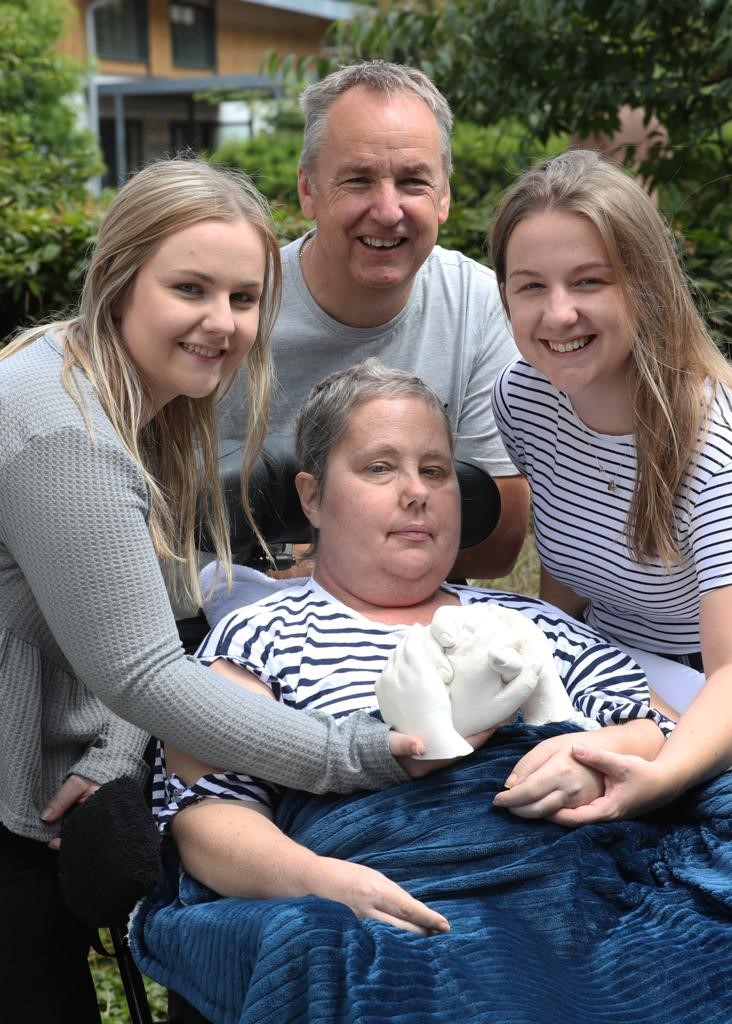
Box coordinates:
[492,720,666,825]
[41,774,100,848]
[491,731,604,821]
[540,745,680,825]
[389,728,496,778]
[310,857,449,935]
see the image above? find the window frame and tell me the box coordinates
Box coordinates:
[170,0,217,70]
[94,0,149,63]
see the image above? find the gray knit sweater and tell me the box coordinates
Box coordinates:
[0,334,404,842]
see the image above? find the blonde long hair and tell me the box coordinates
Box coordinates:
[490,149,732,566]
[1,158,280,604]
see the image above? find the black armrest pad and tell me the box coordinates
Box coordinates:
[58,777,161,928]
[455,459,501,548]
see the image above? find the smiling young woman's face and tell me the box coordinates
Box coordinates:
[117,217,266,418]
[503,210,635,427]
[296,395,461,613]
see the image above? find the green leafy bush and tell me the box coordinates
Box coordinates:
[0,0,105,342]
[211,130,301,207]
[0,172,104,339]
[210,130,311,243]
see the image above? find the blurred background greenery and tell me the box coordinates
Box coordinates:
[1,0,729,348]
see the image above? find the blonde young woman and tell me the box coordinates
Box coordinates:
[0,160,419,1023]
[491,149,732,823]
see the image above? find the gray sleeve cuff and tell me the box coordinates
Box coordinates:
[70,718,150,789]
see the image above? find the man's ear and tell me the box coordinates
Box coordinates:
[298,165,317,221]
[437,182,451,225]
[295,471,321,528]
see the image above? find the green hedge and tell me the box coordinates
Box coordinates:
[0,194,104,341]
[207,118,566,257]
[0,0,105,343]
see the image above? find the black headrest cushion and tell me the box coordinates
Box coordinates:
[208,438,500,554]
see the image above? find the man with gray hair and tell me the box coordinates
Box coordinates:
[218,60,528,580]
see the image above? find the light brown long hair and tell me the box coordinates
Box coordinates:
[490,149,732,566]
[1,158,281,604]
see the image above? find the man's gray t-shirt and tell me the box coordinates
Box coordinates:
[219,234,518,477]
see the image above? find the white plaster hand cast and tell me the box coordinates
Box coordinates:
[375,604,592,759]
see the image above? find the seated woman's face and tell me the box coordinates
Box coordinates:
[298,395,461,611]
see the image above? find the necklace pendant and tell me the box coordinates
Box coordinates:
[607,480,616,492]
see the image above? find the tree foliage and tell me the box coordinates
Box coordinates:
[332,1,730,160]
[272,0,732,340]
[0,0,104,340]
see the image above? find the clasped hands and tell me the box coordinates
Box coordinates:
[376,604,588,760]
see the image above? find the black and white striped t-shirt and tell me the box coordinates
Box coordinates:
[152,578,669,829]
[494,359,732,656]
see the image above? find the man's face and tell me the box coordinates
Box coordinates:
[298,86,450,304]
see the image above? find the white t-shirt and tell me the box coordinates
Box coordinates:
[217,236,518,478]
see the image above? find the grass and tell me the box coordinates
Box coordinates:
[474,523,541,597]
[89,530,541,1020]
[89,933,167,1022]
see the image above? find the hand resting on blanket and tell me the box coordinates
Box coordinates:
[166,656,459,936]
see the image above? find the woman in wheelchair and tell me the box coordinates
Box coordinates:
[156,360,672,936]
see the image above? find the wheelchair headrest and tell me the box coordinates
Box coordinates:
[211,437,501,554]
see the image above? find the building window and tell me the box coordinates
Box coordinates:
[170,1,215,69]
[94,0,148,62]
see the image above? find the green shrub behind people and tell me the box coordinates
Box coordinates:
[0,0,104,344]
[209,113,565,262]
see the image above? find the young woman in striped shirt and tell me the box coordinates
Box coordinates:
[491,149,732,823]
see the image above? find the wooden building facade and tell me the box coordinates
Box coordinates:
[58,0,355,184]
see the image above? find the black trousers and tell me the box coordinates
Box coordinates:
[0,823,101,1024]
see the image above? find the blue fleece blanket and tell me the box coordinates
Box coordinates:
[130,724,732,1024]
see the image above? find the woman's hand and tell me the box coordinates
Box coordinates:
[311,857,449,935]
[492,732,604,821]
[174,799,448,936]
[389,728,496,778]
[541,745,679,825]
[41,774,100,849]
[492,720,667,825]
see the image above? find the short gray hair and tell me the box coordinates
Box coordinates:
[295,358,454,484]
[299,60,453,180]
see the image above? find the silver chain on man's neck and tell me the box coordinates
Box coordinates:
[298,233,314,265]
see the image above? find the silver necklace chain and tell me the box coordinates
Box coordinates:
[581,425,623,492]
[298,233,314,264]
